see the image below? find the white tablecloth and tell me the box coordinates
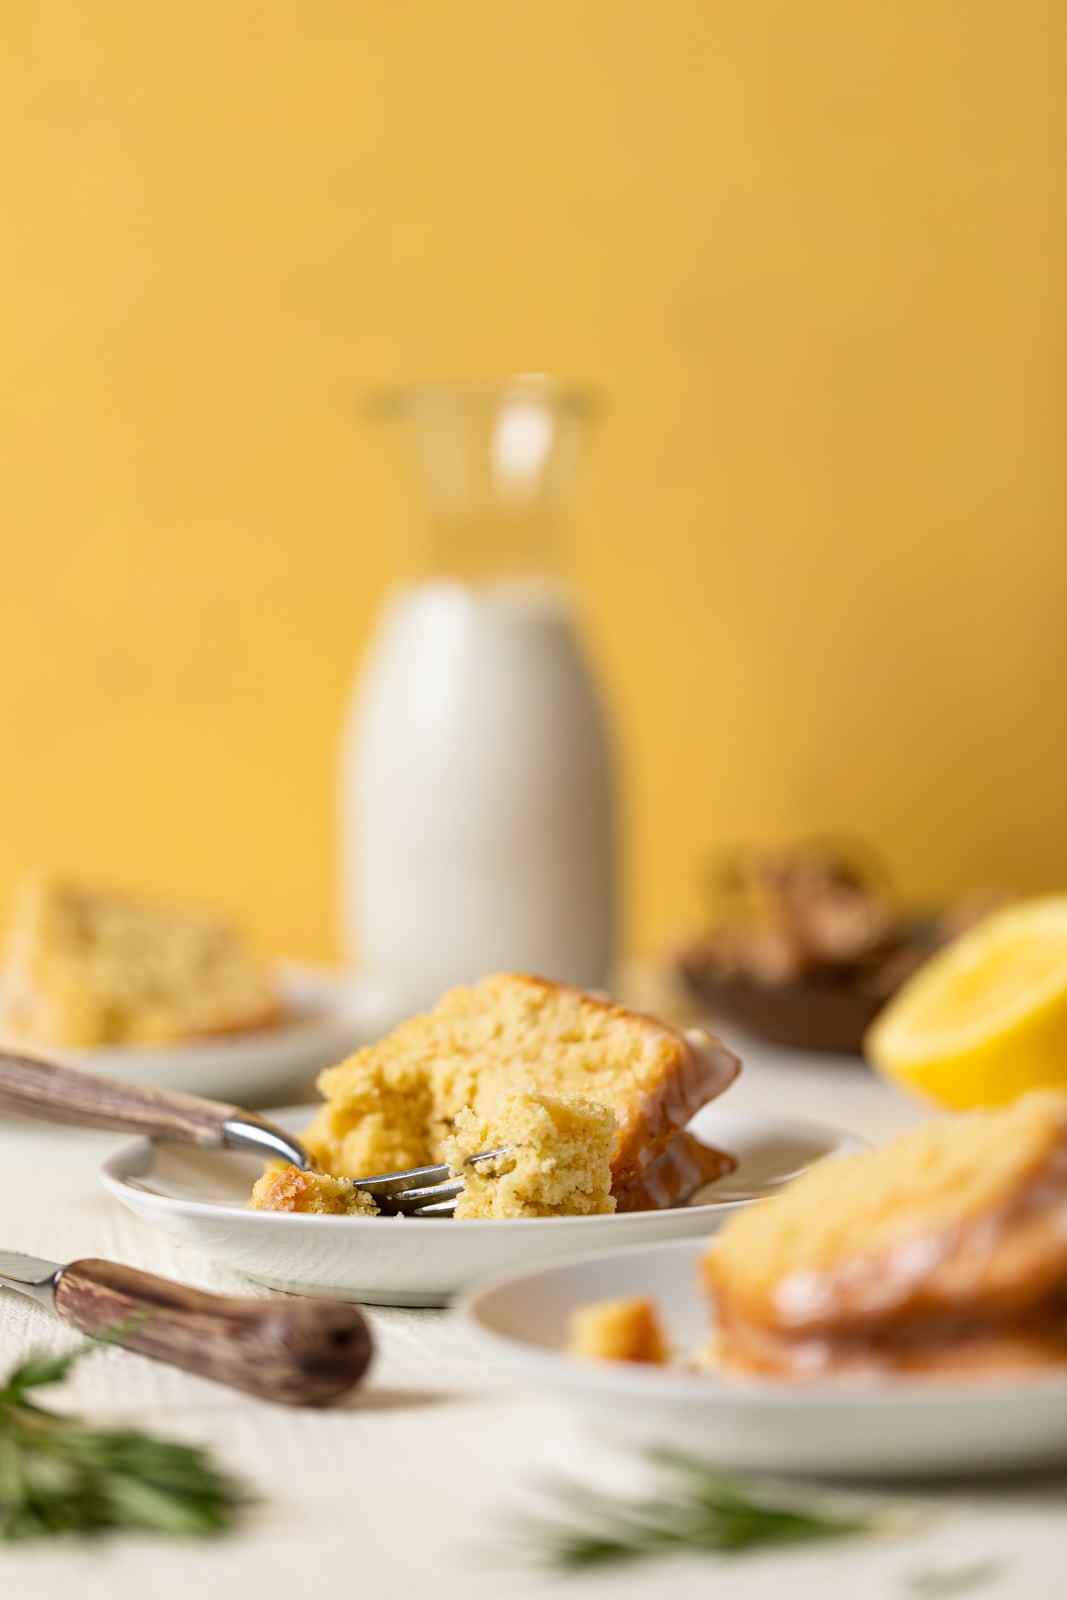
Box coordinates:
[1,1013,1064,1599]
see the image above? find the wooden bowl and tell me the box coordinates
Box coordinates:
[678,969,889,1054]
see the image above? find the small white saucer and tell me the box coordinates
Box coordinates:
[99,1105,865,1307]
[39,964,406,1107]
[458,1235,1067,1478]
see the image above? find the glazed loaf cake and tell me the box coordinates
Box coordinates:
[703,1091,1067,1376]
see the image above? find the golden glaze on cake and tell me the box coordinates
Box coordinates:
[613,1131,736,1213]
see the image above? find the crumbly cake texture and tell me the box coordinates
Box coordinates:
[302,1050,439,1180]
[302,972,741,1189]
[249,1165,379,1216]
[444,1090,617,1218]
[704,1092,1067,1376]
[0,876,281,1047]
[567,1297,669,1364]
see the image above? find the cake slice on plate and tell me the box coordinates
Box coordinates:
[0,875,281,1048]
[703,1091,1067,1376]
[251,972,741,1219]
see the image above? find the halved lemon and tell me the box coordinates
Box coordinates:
[865,896,1067,1109]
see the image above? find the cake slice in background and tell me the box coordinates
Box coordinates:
[0,875,281,1047]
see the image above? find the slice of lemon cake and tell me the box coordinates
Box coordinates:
[703,1091,1067,1377]
[444,1089,617,1218]
[301,972,740,1192]
[0,875,281,1048]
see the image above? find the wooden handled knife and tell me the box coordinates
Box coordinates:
[0,1249,373,1406]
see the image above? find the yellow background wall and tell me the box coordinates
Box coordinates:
[1,2,1065,962]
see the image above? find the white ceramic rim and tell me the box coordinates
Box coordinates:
[456,1234,1067,1409]
[99,1106,868,1240]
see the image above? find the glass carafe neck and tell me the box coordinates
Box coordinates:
[372,376,595,583]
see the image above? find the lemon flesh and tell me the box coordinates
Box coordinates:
[865,896,1067,1109]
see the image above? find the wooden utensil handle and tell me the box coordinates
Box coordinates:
[0,1052,239,1145]
[54,1259,373,1406]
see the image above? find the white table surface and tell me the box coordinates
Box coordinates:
[1,992,1064,1599]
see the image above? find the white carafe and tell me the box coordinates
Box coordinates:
[340,379,616,1013]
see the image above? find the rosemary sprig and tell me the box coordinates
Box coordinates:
[0,1340,253,1541]
[512,1449,886,1569]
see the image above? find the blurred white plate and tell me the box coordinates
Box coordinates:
[99,1105,864,1307]
[458,1236,1067,1478]
[37,964,405,1106]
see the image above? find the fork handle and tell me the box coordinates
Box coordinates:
[0,1051,239,1146]
[54,1259,373,1406]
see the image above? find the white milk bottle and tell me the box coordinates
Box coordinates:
[340,379,616,1012]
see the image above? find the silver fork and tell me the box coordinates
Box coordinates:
[0,1051,506,1217]
[337,1150,507,1216]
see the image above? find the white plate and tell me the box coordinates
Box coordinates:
[99,1105,864,1307]
[37,964,406,1107]
[458,1236,1067,1478]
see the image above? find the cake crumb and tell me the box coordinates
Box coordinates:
[566,1297,669,1364]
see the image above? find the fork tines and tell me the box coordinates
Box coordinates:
[349,1148,507,1218]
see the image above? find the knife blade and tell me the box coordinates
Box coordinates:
[0,1249,62,1284]
[0,1249,62,1307]
[0,1248,373,1404]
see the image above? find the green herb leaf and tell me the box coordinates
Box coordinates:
[2,1347,88,1398]
[0,1340,253,1542]
[510,1449,886,1570]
